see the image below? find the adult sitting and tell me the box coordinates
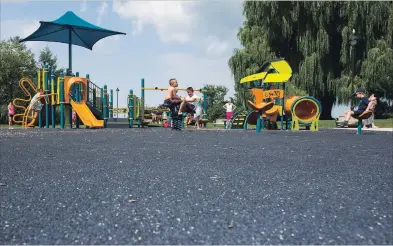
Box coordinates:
[340,88,374,128]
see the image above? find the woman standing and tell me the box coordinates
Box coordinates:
[223,101,236,121]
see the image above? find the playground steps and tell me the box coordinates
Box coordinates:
[228,113,247,129]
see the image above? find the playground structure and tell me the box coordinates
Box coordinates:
[139,78,208,129]
[227,59,322,132]
[14,65,212,130]
[12,65,142,129]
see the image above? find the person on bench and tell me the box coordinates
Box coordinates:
[340,88,371,127]
[163,78,186,115]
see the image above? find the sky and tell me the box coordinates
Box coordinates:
[0,0,346,117]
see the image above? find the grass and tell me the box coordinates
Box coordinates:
[2,119,392,129]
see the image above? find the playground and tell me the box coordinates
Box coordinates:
[0,128,392,244]
[2,8,392,245]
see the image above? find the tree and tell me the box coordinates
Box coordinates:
[203,84,228,122]
[38,46,57,70]
[359,39,393,117]
[38,46,64,75]
[229,1,393,119]
[0,36,37,123]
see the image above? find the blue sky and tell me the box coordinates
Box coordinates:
[1,0,346,117]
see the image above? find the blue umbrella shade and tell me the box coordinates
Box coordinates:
[20,11,126,50]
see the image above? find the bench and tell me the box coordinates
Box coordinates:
[214,118,227,128]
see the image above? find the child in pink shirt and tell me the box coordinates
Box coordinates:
[8,102,15,129]
[72,110,77,126]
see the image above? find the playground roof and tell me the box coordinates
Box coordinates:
[20,11,126,50]
[240,59,293,84]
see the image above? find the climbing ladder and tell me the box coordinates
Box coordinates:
[227,112,247,129]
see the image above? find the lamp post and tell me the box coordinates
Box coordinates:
[349,29,358,107]
[116,87,119,120]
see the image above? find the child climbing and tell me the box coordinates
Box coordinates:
[28,89,44,116]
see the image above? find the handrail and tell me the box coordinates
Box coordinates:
[13,77,38,124]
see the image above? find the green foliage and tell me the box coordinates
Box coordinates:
[0,36,68,124]
[39,46,57,70]
[0,36,37,112]
[229,1,393,119]
[38,46,64,75]
[360,40,393,99]
[203,84,228,122]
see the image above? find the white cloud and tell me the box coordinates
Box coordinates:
[80,0,87,12]
[0,0,28,3]
[93,35,121,55]
[97,0,109,25]
[112,0,199,44]
[205,36,229,57]
[112,0,243,54]
[0,19,43,51]
[156,52,235,100]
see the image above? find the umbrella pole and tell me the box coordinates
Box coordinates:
[69,29,72,73]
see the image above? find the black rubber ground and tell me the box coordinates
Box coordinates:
[0,128,392,244]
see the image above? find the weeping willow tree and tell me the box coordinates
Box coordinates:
[229,1,393,119]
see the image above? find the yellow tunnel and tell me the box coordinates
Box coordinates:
[284,96,321,123]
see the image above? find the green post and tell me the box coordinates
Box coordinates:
[93,88,97,108]
[357,119,362,135]
[86,74,90,103]
[60,71,65,129]
[86,74,90,129]
[51,68,55,128]
[129,89,134,128]
[75,72,80,129]
[69,72,74,129]
[141,78,145,128]
[101,88,104,113]
[203,87,207,128]
[281,83,285,130]
[256,111,262,133]
[103,85,108,128]
[110,89,113,119]
[38,67,43,128]
[182,112,187,129]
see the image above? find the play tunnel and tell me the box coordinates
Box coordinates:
[284,96,321,124]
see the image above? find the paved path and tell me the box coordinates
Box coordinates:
[0,128,392,244]
[336,127,393,132]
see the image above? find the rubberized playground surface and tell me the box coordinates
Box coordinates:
[0,128,392,245]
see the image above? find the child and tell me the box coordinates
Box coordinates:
[164,78,186,115]
[364,94,377,128]
[185,87,203,129]
[185,113,192,126]
[223,101,236,121]
[28,89,44,117]
[72,110,77,126]
[8,101,15,129]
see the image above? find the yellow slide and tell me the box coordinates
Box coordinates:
[70,99,104,128]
